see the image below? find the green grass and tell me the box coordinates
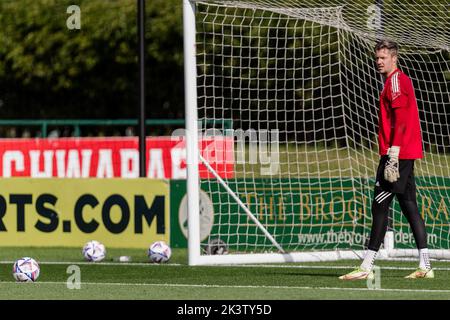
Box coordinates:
[1,247,450,300]
[234,144,450,178]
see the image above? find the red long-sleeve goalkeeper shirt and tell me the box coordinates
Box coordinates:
[378,69,423,159]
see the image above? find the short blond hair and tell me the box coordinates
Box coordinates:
[375,40,399,57]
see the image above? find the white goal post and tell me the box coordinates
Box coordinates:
[183,0,450,265]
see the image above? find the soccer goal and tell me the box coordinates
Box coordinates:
[183,0,450,265]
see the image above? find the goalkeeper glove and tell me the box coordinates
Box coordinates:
[384,146,400,183]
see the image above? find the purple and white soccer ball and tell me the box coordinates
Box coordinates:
[13,257,40,282]
[82,240,106,262]
[148,241,172,263]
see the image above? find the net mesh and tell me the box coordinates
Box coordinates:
[192,0,450,255]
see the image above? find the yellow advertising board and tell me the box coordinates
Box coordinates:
[0,178,169,248]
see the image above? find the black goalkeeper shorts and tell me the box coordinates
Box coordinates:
[375,155,416,197]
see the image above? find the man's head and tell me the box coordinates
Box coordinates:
[375,39,399,76]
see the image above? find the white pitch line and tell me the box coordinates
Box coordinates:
[1,260,450,271]
[228,264,450,271]
[0,281,450,294]
[0,261,182,267]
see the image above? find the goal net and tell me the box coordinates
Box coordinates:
[183,0,450,265]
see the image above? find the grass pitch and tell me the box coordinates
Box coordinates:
[1,247,450,300]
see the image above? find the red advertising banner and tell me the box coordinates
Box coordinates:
[0,137,234,179]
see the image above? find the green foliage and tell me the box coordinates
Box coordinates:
[0,0,447,123]
[0,0,184,119]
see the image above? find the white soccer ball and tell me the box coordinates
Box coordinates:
[148,241,172,263]
[12,257,40,282]
[82,240,106,262]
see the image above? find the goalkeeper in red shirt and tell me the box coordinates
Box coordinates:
[340,40,433,280]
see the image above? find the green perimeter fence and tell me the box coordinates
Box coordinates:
[0,119,185,137]
[0,119,233,137]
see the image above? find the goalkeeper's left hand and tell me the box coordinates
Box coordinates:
[384,146,400,183]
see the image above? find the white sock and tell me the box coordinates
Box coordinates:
[360,250,378,272]
[419,248,431,270]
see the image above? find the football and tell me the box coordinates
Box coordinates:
[82,240,106,262]
[148,241,172,263]
[205,238,229,255]
[12,257,40,282]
